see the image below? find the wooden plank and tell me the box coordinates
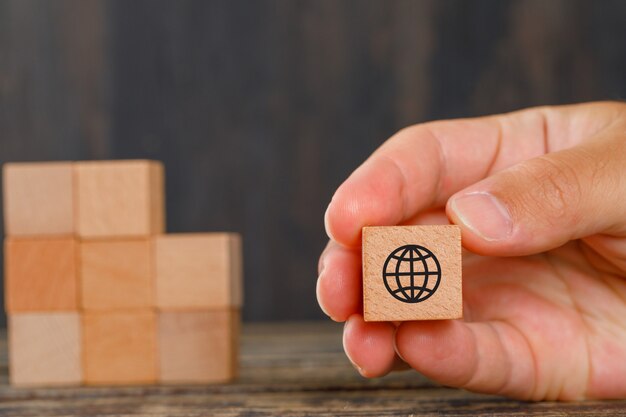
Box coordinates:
[1,0,626,324]
[8,312,81,386]
[79,239,153,310]
[82,310,157,385]
[158,309,239,384]
[2,162,75,237]
[0,322,624,414]
[362,226,462,321]
[4,237,78,312]
[155,233,242,309]
[75,160,164,238]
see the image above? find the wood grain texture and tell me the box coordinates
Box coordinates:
[363,226,462,321]
[4,238,78,312]
[8,312,81,386]
[82,310,157,385]
[75,160,164,238]
[158,309,239,384]
[155,233,242,309]
[2,162,75,237]
[0,0,625,323]
[0,322,623,415]
[80,239,153,310]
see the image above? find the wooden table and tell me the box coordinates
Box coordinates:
[0,322,624,416]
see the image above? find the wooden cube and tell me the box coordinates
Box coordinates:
[158,310,239,383]
[362,226,462,322]
[3,162,75,236]
[75,160,164,238]
[155,234,242,309]
[82,310,157,385]
[9,312,81,386]
[80,239,153,310]
[5,238,78,312]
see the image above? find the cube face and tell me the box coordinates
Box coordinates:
[362,226,462,322]
[3,162,74,236]
[155,234,242,309]
[158,310,239,383]
[82,311,157,385]
[5,238,78,312]
[80,239,153,310]
[75,160,164,238]
[9,313,81,386]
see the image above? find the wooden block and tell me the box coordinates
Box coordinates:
[362,225,462,322]
[80,239,153,310]
[3,162,75,236]
[5,237,78,312]
[75,160,164,238]
[155,233,242,309]
[82,310,157,385]
[9,312,81,386]
[158,310,239,384]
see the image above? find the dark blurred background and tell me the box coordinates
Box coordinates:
[0,0,624,323]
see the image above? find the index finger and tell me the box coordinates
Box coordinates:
[324,105,581,248]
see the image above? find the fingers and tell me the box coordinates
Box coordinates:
[317,210,450,322]
[325,102,624,249]
[325,119,502,247]
[325,108,553,248]
[343,314,401,377]
[395,320,537,399]
[316,242,361,321]
[447,124,626,256]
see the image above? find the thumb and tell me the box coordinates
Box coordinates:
[446,133,626,256]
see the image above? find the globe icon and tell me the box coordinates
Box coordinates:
[382,244,441,303]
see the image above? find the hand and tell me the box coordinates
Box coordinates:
[316,102,626,400]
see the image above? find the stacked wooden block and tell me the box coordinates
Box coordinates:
[3,161,242,386]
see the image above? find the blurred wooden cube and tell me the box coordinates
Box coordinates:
[9,312,81,386]
[362,225,462,322]
[158,309,239,383]
[5,238,78,312]
[2,157,245,388]
[80,239,153,310]
[155,234,242,309]
[3,162,75,237]
[82,310,157,385]
[75,160,164,238]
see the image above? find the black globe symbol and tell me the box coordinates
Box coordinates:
[382,245,441,303]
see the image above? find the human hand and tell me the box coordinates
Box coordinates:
[316,102,626,400]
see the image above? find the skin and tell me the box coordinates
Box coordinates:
[316,102,626,400]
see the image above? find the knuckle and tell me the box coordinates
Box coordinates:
[513,154,585,226]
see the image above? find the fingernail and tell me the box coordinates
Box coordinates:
[450,192,512,241]
[343,319,366,375]
[315,274,342,323]
[318,251,326,276]
[324,203,334,241]
[315,272,333,320]
[392,326,407,363]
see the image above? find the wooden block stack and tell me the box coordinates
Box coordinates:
[3,160,242,386]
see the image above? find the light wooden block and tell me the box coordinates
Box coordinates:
[80,239,153,310]
[155,233,242,309]
[5,238,78,312]
[75,160,164,238]
[158,310,239,384]
[82,310,157,385]
[3,162,75,236]
[362,226,462,322]
[9,312,81,386]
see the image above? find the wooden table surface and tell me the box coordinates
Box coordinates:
[0,322,624,416]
